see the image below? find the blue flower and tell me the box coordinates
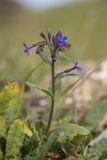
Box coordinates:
[54,32,68,47]
[73,61,81,70]
[23,43,29,55]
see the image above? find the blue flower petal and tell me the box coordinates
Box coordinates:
[74,61,81,70]
[23,43,29,55]
[58,32,62,38]
[54,36,58,41]
[63,36,68,41]
[54,32,68,48]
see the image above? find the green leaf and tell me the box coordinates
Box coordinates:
[49,123,90,153]
[25,81,53,98]
[5,119,33,159]
[0,116,6,136]
[36,124,90,160]
[50,123,90,141]
[58,52,71,61]
[39,52,51,64]
[57,73,80,79]
[35,134,55,160]
[0,148,3,160]
[0,81,20,115]
[35,144,49,160]
[21,123,33,137]
[5,119,25,159]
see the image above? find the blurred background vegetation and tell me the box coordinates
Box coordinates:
[0,0,107,83]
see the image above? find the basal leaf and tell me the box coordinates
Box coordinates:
[50,123,90,141]
[0,81,20,115]
[5,119,25,159]
[36,123,90,160]
[49,123,90,153]
[5,119,33,159]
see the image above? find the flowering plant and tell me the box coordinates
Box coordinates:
[0,31,103,160]
[24,31,81,135]
[20,31,95,160]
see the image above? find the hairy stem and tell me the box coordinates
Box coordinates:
[46,60,55,135]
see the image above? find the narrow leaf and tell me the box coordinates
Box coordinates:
[39,52,51,64]
[25,81,53,98]
[58,52,71,61]
[36,134,55,160]
[57,73,79,79]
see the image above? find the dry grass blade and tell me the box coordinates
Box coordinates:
[62,60,102,98]
[89,129,107,147]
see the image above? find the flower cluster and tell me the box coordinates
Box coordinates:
[23,31,81,72]
[23,31,71,62]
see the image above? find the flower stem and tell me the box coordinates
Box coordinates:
[46,60,55,135]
